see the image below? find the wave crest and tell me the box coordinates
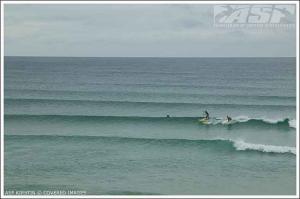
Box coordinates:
[207,116,295,129]
[232,140,296,155]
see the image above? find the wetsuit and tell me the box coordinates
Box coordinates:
[205,111,209,119]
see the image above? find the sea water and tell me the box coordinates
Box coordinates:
[4,57,296,195]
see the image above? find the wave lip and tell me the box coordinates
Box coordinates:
[233,140,296,155]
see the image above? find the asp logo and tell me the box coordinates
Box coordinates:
[214,5,295,24]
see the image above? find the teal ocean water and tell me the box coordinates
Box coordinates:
[4,57,296,195]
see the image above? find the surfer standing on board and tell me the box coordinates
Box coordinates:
[227,115,232,122]
[204,110,209,120]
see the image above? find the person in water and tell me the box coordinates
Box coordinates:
[227,115,232,122]
[204,110,209,119]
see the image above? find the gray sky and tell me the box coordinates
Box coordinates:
[4,4,296,57]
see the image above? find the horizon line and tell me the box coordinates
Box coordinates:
[3,55,297,58]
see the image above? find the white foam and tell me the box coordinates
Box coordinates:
[233,140,296,155]
[234,115,250,122]
[207,116,295,128]
[261,118,285,124]
[234,116,295,125]
[288,119,296,129]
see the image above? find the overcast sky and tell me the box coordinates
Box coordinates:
[4,4,296,57]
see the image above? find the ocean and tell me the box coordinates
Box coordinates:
[4,56,296,195]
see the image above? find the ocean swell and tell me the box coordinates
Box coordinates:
[5,135,296,155]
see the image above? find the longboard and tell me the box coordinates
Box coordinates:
[198,118,209,124]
